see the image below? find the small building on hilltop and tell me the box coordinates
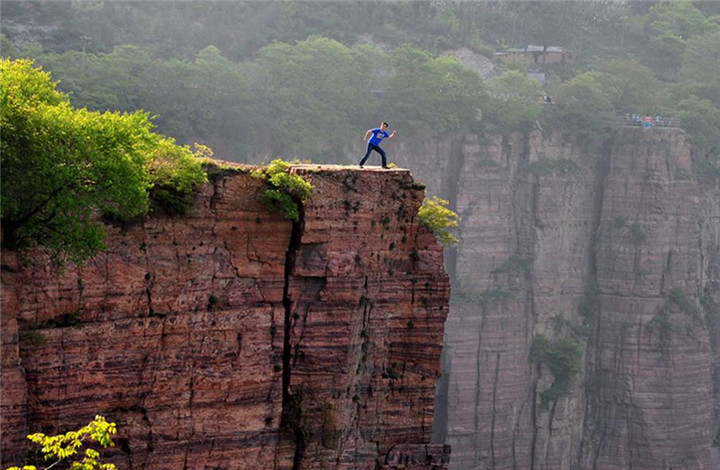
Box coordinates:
[495,45,575,68]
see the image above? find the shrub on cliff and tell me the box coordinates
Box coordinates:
[5,415,117,470]
[251,159,313,222]
[548,72,613,141]
[418,195,460,246]
[485,70,543,131]
[0,59,207,265]
[530,335,584,408]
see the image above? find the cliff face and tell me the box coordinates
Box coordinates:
[391,128,719,469]
[0,166,451,469]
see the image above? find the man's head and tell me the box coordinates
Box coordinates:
[381,122,389,130]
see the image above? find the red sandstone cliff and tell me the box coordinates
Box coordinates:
[0,166,451,469]
[390,128,720,469]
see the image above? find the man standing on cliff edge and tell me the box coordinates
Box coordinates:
[359,122,396,169]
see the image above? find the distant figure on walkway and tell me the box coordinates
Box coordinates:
[359,122,397,169]
[644,116,653,128]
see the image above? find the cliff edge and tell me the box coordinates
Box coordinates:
[419,127,720,470]
[1,165,451,469]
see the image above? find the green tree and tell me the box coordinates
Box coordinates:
[5,415,117,470]
[385,44,485,136]
[530,335,584,407]
[550,72,613,140]
[674,31,720,107]
[643,0,719,74]
[1,33,17,58]
[486,70,543,131]
[595,57,662,114]
[32,44,250,157]
[254,36,380,161]
[0,59,207,264]
[676,96,720,157]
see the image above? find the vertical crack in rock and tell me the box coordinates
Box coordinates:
[280,200,306,470]
[581,138,613,464]
[490,352,500,469]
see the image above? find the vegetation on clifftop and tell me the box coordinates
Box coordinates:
[251,159,314,222]
[0,59,208,265]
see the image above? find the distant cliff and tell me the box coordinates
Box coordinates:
[0,166,451,469]
[397,127,720,469]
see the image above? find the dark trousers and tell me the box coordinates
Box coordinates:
[359,143,386,166]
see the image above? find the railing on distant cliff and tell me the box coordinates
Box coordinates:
[599,111,682,129]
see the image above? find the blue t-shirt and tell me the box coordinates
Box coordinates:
[368,128,390,145]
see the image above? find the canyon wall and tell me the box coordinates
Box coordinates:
[0,166,451,469]
[391,128,720,469]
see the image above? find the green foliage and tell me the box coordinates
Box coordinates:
[1,33,17,58]
[255,37,380,159]
[491,255,531,275]
[530,335,584,408]
[674,32,720,107]
[35,313,83,329]
[668,286,702,322]
[4,2,720,165]
[31,44,250,155]
[251,159,313,222]
[147,141,209,216]
[643,0,719,73]
[385,44,486,135]
[486,70,543,130]
[628,223,647,244]
[1,59,208,264]
[6,415,117,470]
[417,195,460,246]
[1,59,151,264]
[550,72,613,141]
[676,96,720,157]
[594,57,662,114]
[19,330,47,347]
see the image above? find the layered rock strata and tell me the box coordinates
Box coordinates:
[0,166,450,469]
[421,128,719,469]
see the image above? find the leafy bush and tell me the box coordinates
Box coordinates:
[417,195,460,246]
[147,141,209,216]
[6,415,117,470]
[549,72,613,141]
[676,96,720,157]
[530,335,584,408]
[385,44,486,136]
[251,159,314,222]
[486,70,543,130]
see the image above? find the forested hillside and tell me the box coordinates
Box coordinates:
[1,0,719,169]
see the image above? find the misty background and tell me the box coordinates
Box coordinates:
[2,0,718,168]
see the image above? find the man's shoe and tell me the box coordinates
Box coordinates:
[359,164,364,168]
[382,165,388,169]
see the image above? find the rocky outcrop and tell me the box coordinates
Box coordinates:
[0,166,450,469]
[426,128,720,469]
